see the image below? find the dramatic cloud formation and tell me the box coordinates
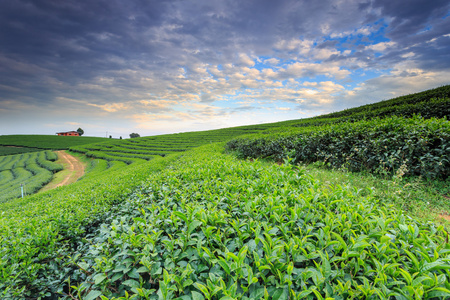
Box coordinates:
[1,0,449,136]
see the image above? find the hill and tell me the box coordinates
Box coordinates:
[0,135,107,155]
[0,85,450,299]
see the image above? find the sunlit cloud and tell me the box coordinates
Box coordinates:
[1,0,449,136]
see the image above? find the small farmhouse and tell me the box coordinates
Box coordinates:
[56,131,80,136]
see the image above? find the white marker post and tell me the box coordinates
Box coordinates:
[21,183,24,198]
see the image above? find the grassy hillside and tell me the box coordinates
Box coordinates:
[0,86,450,299]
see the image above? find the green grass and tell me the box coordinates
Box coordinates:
[298,161,450,224]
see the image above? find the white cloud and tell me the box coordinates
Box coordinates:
[274,38,314,55]
[331,25,374,38]
[264,58,280,65]
[87,102,130,113]
[336,63,450,109]
[365,41,396,52]
[238,53,255,66]
[312,48,341,60]
[401,52,415,58]
[282,62,350,80]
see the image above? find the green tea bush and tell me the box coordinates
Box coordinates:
[12,153,31,168]
[0,153,183,298]
[0,151,63,202]
[84,151,147,164]
[61,145,450,299]
[84,159,109,176]
[45,150,59,161]
[0,169,13,185]
[37,151,63,173]
[227,116,450,179]
[0,155,19,171]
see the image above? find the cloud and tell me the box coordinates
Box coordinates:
[281,62,351,80]
[238,54,255,66]
[365,41,396,52]
[334,63,450,110]
[66,122,81,126]
[264,58,280,65]
[0,0,449,135]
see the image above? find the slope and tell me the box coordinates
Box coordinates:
[0,85,449,299]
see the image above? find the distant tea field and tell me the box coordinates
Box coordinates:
[0,135,107,153]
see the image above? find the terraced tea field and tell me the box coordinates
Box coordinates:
[0,151,63,202]
[0,86,450,299]
[70,128,270,164]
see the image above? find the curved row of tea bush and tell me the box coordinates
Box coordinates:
[226,116,450,179]
[0,153,183,299]
[0,169,13,186]
[68,127,261,163]
[83,150,149,164]
[0,166,51,203]
[0,151,63,202]
[0,154,20,171]
[39,144,450,299]
[11,152,30,168]
[37,151,64,173]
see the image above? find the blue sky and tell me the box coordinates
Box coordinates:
[0,0,449,137]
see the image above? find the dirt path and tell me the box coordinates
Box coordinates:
[40,151,85,192]
[56,151,85,187]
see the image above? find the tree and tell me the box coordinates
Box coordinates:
[129,133,140,138]
[76,128,84,136]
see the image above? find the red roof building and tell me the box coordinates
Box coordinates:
[56,131,80,136]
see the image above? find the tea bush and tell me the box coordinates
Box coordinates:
[0,151,63,202]
[0,153,183,298]
[1,85,450,299]
[60,145,450,299]
[227,116,450,179]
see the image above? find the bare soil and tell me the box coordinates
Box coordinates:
[56,151,85,187]
[40,151,85,192]
[439,213,450,222]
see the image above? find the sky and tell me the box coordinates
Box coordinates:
[1,0,449,138]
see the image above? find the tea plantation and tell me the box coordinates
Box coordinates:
[0,86,450,299]
[0,151,63,202]
[0,135,106,152]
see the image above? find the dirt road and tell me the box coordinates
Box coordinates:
[40,151,85,192]
[55,151,85,187]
